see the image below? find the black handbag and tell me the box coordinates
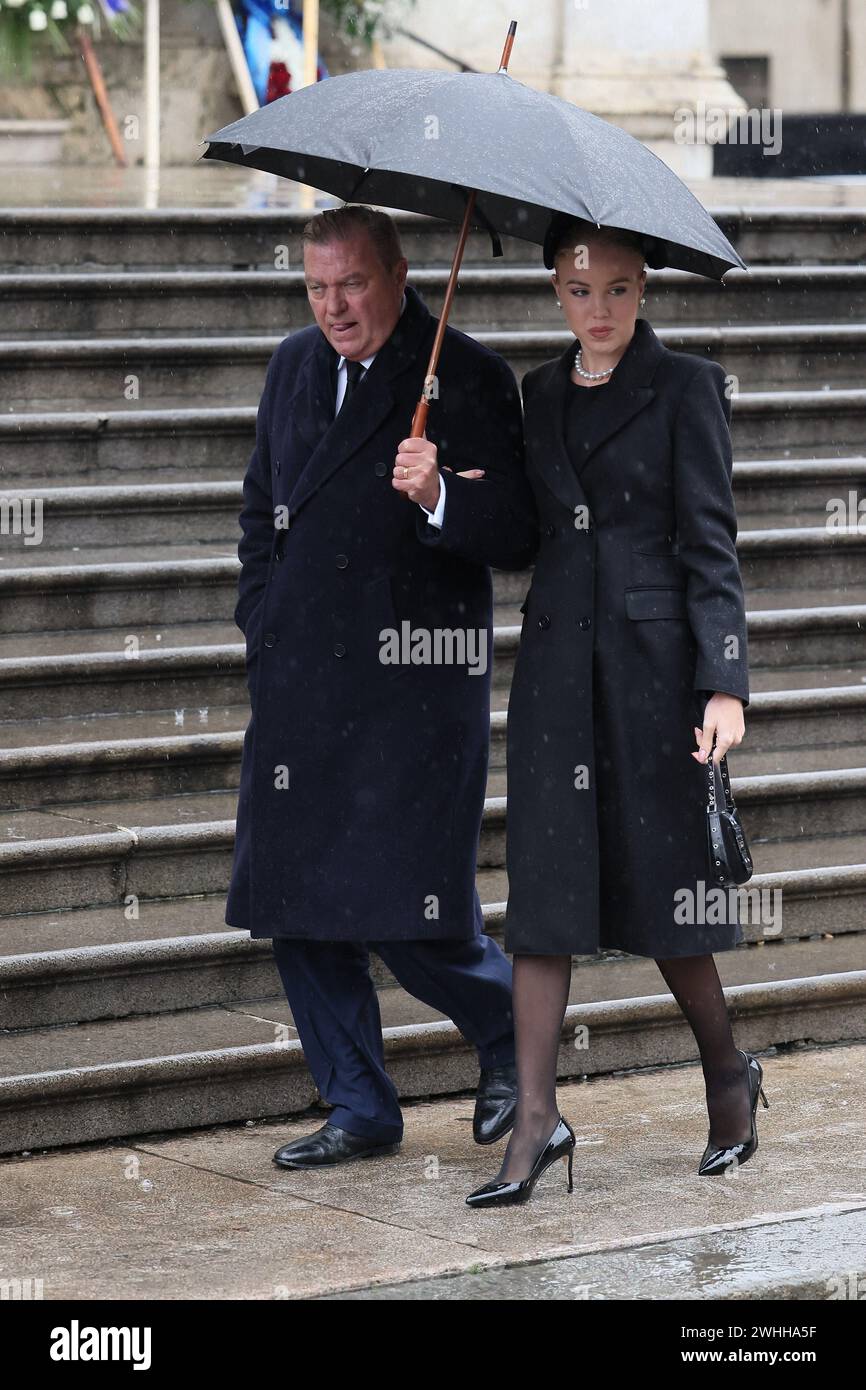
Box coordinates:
[706,747,753,886]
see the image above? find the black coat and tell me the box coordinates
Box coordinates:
[504,317,750,958]
[225,283,537,940]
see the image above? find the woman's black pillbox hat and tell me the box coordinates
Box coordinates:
[542,210,667,269]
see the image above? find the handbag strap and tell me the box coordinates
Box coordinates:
[706,741,737,813]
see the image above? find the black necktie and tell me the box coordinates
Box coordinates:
[338,359,366,414]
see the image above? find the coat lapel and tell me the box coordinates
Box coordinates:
[286,284,433,516]
[525,317,665,515]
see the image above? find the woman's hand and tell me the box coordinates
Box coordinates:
[692,693,745,765]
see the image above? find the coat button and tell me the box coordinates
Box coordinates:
[578,616,592,630]
[334,643,346,657]
[374,461,388,476]
[263,632,277,646]
[545,524,556,538]
[538,614,551,629]
[335,554,349,569]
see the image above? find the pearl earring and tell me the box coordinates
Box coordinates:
[556,299,561,308]
[640,296,646,306]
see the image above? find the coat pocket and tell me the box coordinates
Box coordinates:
[624,586,688,621]
[364,573,406,676]
[629,548,685,587]
[244,595,267,657]
[365,572,399,630]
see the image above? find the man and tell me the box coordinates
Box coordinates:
[225,204,538,1168]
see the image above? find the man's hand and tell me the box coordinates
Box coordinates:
[692,693,745,765]
[392,430,440,511]
[392,430,485,511]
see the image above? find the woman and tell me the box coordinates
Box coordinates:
[466,213,769,1209]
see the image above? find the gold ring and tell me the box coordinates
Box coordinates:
[403,467,409,479]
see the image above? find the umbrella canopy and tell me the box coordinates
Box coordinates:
[201,65,746,280]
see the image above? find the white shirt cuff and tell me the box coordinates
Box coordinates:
[420,472,446,528]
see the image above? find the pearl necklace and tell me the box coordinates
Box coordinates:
[573,347,614,381]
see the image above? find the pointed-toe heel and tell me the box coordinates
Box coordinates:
[698,1049,769,1177]
[465,1115,576,1209]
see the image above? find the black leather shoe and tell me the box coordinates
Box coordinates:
[698,1049,770,1176]
[473,1063,518,1144]
[273,1122,401,1169]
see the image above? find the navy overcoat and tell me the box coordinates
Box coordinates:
[504,317,751,958]
[225,283,537,940]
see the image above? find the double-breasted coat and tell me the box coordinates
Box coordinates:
[504,317,750,958]
[225,283,537,941]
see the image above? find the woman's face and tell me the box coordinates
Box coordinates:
[552,237,647,363]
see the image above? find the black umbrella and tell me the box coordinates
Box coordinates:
[201,21,745,435]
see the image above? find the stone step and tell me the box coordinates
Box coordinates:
[0,862,864,1036]
[0,636,858,707]
[0,530,863,644]
[0,407,253,486]
[2,760,866,916]
[1,816,860,959]
[0,617,237,661]
[2,458,863,550]
[3,389,863,486]
[4,324,866,412]
[733,457,866,528]
[1,206,862,271]
[3,265,866,339]
[736,525,866,592]
[3,204,864,1163]
[732,388,866,458]
[0,481,243,550]
[2,679,866,812]
[1,933,863,1154]
[0,603,863,722]
[3,830,865,1023]
[0,863,499,953]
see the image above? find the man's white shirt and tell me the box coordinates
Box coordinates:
[334,290,446,528]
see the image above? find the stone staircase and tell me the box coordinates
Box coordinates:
[1,205,865,1155]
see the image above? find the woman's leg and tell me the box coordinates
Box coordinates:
[654,953,752,1145]
[493,952,572,1182]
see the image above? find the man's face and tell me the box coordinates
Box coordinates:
[304,232,408,361]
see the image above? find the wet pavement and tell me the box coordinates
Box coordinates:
[321,1206,866,1300]
[2,1039,863,1300]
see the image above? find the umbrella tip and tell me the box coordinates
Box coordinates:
[497,19,518,73]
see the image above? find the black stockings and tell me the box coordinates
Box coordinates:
[495,953,571,1183]
[496,951,751,1183]
[654,953,752,1148]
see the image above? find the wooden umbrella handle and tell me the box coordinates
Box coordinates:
[410,187,476,438]
[409,21,517,437]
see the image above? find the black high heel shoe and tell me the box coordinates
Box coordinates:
[465,1115,576,1208]
[698,1048,769,1176]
